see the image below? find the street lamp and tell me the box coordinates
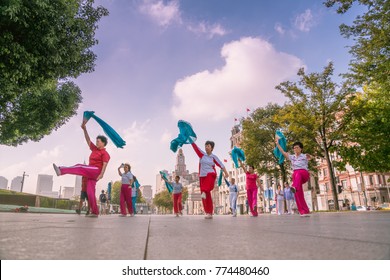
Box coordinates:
[20,171,29,193]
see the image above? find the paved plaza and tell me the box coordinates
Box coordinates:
[0,212,389,260]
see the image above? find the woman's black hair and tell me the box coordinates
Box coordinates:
[292,141,303,149]
[97,135,108,146]
[205,140,215,149]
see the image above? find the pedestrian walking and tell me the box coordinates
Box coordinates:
[225,178,238,217]
[284,182,294,215]
[276,185,285,215]
[99,190,107,215]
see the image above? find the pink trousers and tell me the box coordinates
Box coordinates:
[247,188,258,216]
[292,169,310,215]
[120,184,133,215]
[59,164,100,215]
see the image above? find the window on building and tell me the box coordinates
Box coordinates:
[369,175,374,185]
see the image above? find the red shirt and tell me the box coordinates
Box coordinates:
[246,172,258,190]
[89,142,110,171]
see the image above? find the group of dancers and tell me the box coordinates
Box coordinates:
[52,116,312,219]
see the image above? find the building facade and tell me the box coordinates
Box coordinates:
[140,185,153,204]
[316,157,390,210]
[61,186,75,199]
[0,176,8,190]
[10,176,23,192]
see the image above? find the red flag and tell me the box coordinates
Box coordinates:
[224,159,228,162]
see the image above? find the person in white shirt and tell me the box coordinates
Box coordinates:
[162,175,184,217]
[117,163,134,217]
[275,140,312,217]
[191,141,229,219]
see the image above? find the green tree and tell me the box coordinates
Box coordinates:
[0,0,108,146]
[324,0,390,90]
[136,188,146,203]
[111,181,121,205]
[153,190,173,213]
[338,84,390,172]
[276,62,352,210]
[0,80,82,146]
[241,104,288,184]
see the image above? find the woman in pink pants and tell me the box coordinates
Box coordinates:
[275,139,312,217]
[53,121,110,217]
[239,159,261,217]
[117,163,134,217]
[191,141,229,219]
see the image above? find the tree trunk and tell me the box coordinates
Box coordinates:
[324,147,339,210]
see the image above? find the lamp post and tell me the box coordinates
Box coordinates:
[20,171,29,193]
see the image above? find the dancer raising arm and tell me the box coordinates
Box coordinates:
[275,139,312,217]
[191,141,229,219]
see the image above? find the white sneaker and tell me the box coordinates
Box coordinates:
[204,214,213,219]
[300,214,310,217]
[232,213,237,217]
[130,213,135,217]
[53,164,61,176]
[201,192,206,199]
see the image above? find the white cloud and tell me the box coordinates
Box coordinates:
[138,0,227,38]
[122,120,151,145]
[274,23,285,35]
[160,131,172,143]
[171,37,304,121]
[294,9,315,32]
[187,22,228,38]
[139,0,181,27]
[36,146,63,159]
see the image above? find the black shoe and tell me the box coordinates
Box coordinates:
[76,209,81,215]
[85,210,90,216]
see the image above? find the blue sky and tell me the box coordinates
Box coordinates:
[0,0,365,195]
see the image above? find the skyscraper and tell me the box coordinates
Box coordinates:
[10,176,23,192]
[36,174,54,195]
[74,175,82,196]
[0,176,8,190]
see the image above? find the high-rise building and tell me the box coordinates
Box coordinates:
[10,176,23,192]
[36,174,54,195]
[140,185,153,204]
[0,176,8,190]
[74,176,82,196]
[62,186,75,199]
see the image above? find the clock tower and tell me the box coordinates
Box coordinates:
[175,148,188,177]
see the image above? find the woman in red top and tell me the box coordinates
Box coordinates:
[53,121,110,217]
[239,159,261,217]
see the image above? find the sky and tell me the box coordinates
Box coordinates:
[0,0,366,196]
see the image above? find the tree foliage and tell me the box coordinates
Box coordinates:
[324,0,390,90]
[0,0,108,146]
[241,103,288,183]
[338,84,390,172]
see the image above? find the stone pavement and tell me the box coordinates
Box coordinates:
[1,212,389,260]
